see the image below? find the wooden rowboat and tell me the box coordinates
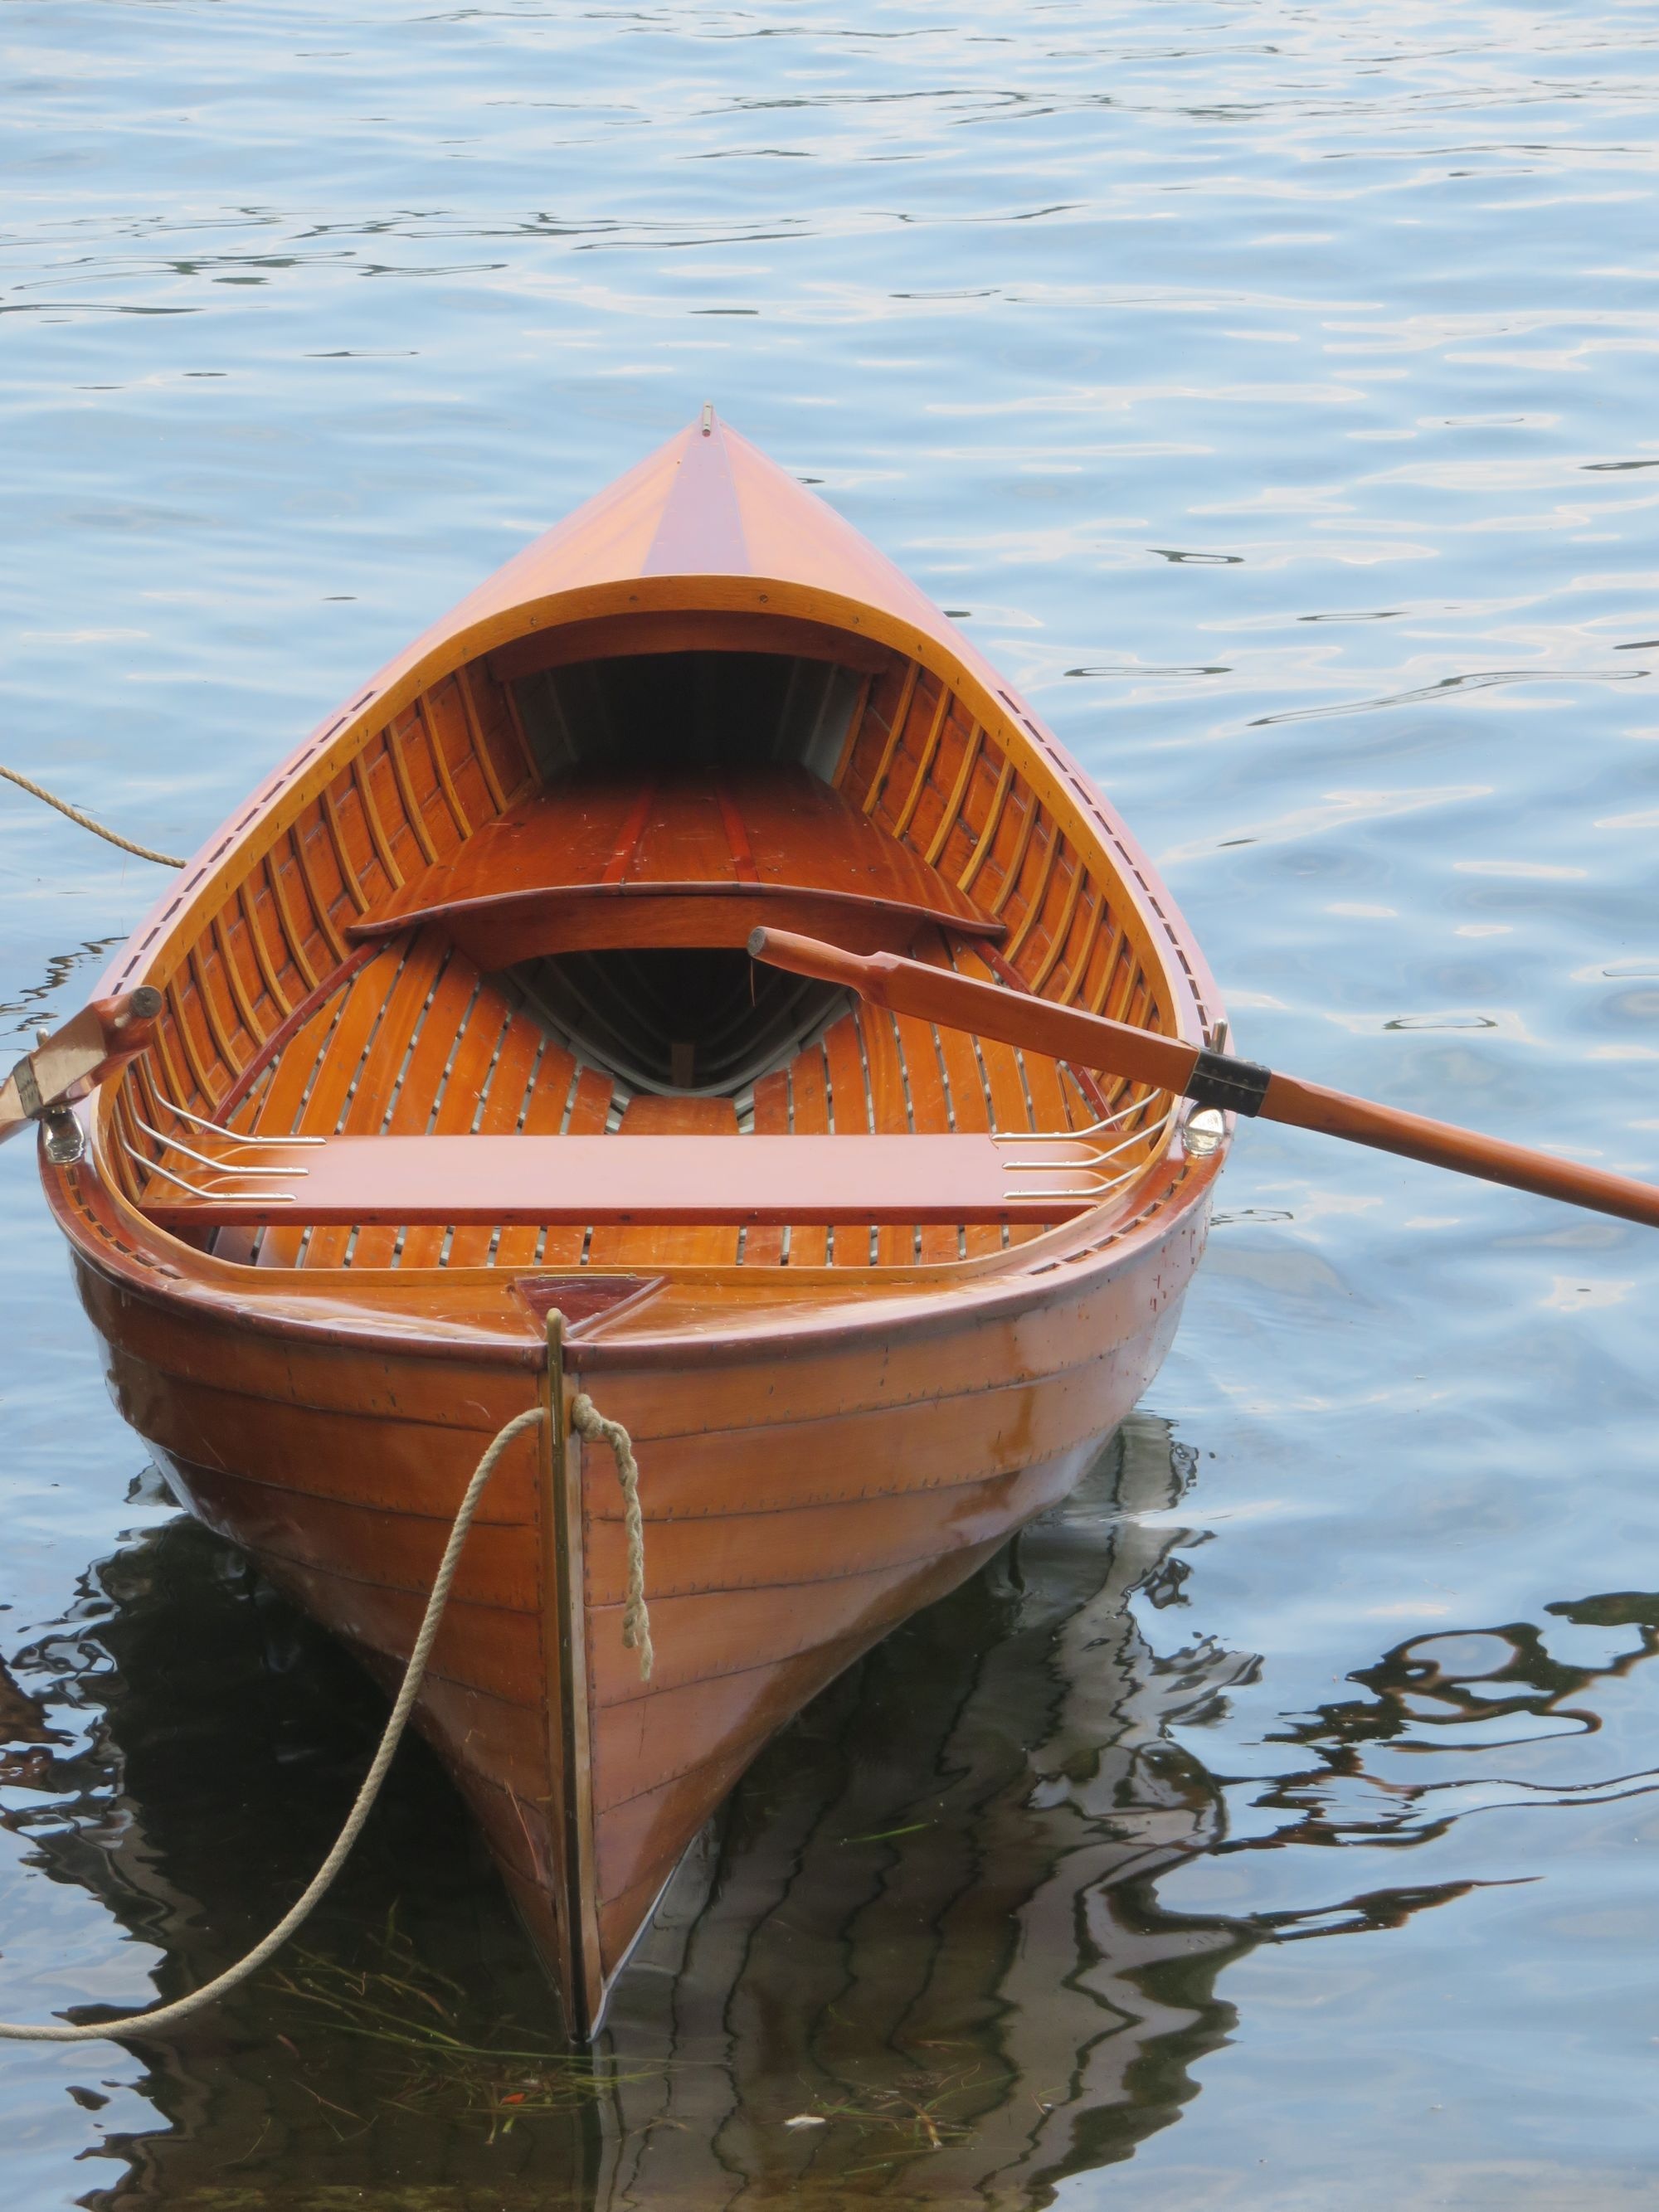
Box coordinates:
[37,410,1228,2037]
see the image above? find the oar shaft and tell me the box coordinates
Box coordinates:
[1265,1071,1659,1229]
[748,926,1659,1231]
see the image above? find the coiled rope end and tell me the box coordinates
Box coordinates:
[570,1391,654,1682]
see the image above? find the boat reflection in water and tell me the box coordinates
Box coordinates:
[8,1422,1658,2210]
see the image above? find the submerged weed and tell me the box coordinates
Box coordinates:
[797,2063,1005,2163]
[267,1914,660,2142]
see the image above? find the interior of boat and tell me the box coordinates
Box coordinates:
[107,615,1181,1276]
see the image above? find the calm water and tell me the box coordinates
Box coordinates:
[4,4,1659,2205]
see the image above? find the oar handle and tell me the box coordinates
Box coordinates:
[748,927,1659,1232]
[0,984,163,1148]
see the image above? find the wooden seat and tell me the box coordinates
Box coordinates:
[345,768,1005,966]
[134,1130,1107,1233]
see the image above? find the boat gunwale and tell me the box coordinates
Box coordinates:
[64,450,1229,1353]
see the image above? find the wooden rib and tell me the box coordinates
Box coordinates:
[829,672,873,790]
[399,989,517,1269]
[299,944,446,1267]
[455,663,508,813]
[821,1016,873,1266]
[745,1070,788,1266]
[129,1052,168,1134]
[889,683,953,842]
[267,840,323,990]
[386,716,441,865]
[947,943,1034,1137]
[107,1077,148,1201]
[1004,824,1065,969]
[1107,949,1142,1027]
[320,785,372,914]
[495,663,540,785]
[341,952,480,1271]
[490,1038,581,1271]
[352,753,405,889]
[893,1007,958,1263]
[923,722,983,868]
[240,876,293,1019]
[589,1095,742,1270]
[445,1008,545,1268]
[210,910,263,1044]
[859,662,920,816]
[987,792,1041,917]
[535,1064,614,1269]
[1026,851,1086,992]
[416,692,473,841]
[165,980,220,1105]
[928,1010,1001,1258]
[958,754,1015,896]
[859,1003,913,1267]
[601,788,655,884]
[783,1043,830,1266]
[1086,922,1127,1016]
[715,785,760,885]
[147,1008,200,1116]
[187,942,243,1074]
[1058,896,1110,1007]
[290,819,348,964]
[1020,1034,1077,1135]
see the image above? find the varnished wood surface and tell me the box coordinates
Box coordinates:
[44,409,1228,2036]
[349,767,1004,964]
[139,1130,1107,1231]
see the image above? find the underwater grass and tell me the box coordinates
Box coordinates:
[267,1913,662,2142]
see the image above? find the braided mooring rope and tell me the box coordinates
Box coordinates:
[571,1392,654,1681]
[0,765,184,869]
[0,1404,544,2043]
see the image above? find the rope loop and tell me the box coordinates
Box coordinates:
[570,1392,654,1682]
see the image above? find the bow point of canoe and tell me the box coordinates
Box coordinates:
[39,411,1226,2039]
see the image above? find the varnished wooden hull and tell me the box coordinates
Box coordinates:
[71,1178,1209,2025]
[44,410,1228,2033]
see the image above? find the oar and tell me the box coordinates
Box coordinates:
[0,987,163,1149]
[747,926,1659,1231]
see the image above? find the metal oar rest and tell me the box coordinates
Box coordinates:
[122,1100,1172,1236]
[343,766,1008,966]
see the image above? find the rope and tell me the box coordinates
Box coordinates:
[0,1404,544,2043]
[571,1393,654,1681]
[0,766,183,869]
